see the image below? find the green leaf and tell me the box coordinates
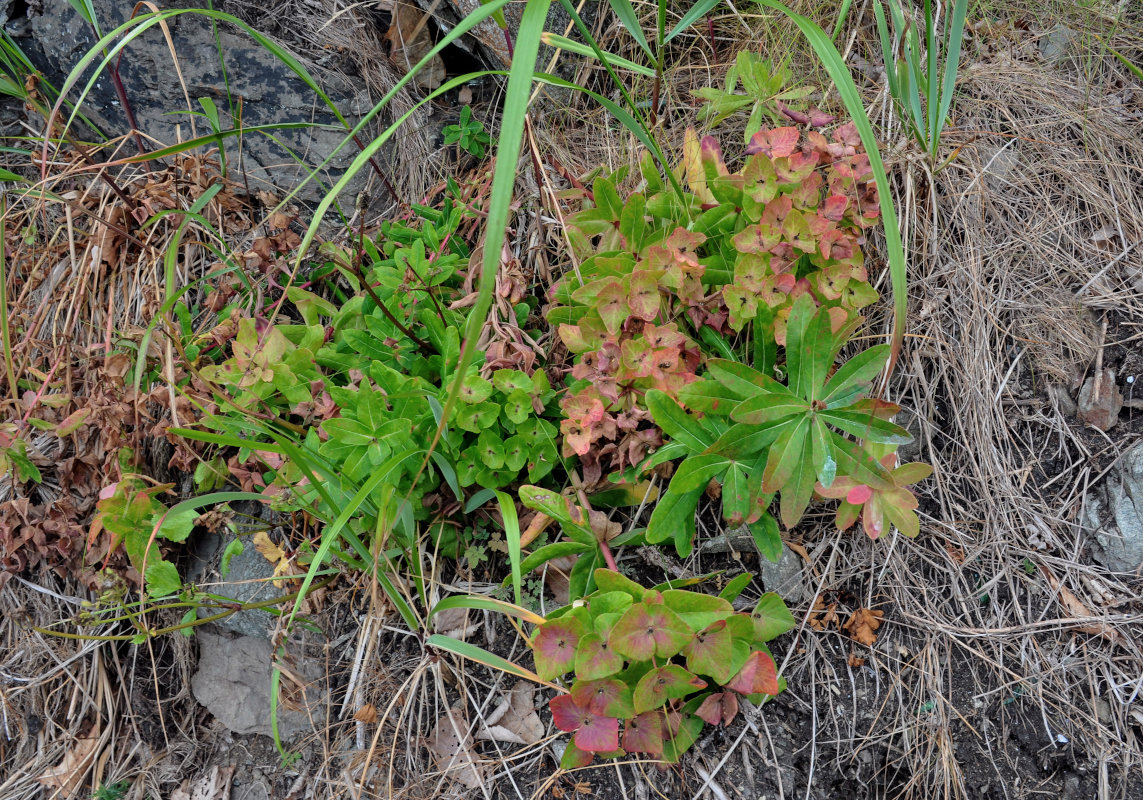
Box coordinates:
[719,573,753,602]
[220,538,244,578]
[748,512,783,563]
[678,379,743,415]
[646,485,702,556]
[707,358,787,398]
[730,393,809,426]
[683,621,735,683]
[144,561,182,598]
[593,568,647,601]
[427,634,550,686]
[532,615,587,681]
[603,0,653,58]
[751,592,796,642]
[661,589,734,631]
[541,32,655,76]
[608,602,692,661]
[575,635,625,680]
[517,541,593,576]
[667,453,731,493]
[821,344,890,407]
[633,664,707,714]
[819,406,913,444]
[664,0,724,43]
[646,390,712,453]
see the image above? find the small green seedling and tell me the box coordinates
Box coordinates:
[443,105,492,158]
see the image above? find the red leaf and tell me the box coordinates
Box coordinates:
[532,616,585,681]
[726,650,780,697]
[570,678,634,718]
[608,602,692,661]
[575,713,620,752]
[846,484,873,505]
[550,694,584,733]
[622,711,665,755]
[695,691,740,726]
[822,195,849,222]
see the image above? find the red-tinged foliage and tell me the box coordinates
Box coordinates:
[726,650,780,697]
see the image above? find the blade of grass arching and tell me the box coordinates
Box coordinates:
[924,0,939,156]
[935,0,968,157]
[540,33,655,76]
[405,0,551,510]
[1106,46,1143,82]
[903,27,926,148]
[425,635,561,690]
[664,0,723,43]
[830,0,855,42]
[429,596,546,627]
[755,0,908,384]
[554,0,688,204]
[494,490,523,607]
[605,0,654,59]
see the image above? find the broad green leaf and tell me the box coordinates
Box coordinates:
[517,542,593,575]
[721,461,749,525]
[532,615,586,681]
[608,602,692,661]
[667,453,731,493]
[633,664,707,713]
[719,573,753,603]
[707,358,788,398]
[682,621,735,683]
[593,568,648,601]
[752,592,796,642]
[730,393,809,425]
[645,485,702,556]
[661,589,733,631]
[819,406,913,444]
[570,677,635,718]
[810,417,837,488]
[761,417,809,493]
[646,390,713,452]
[144,561,182,598]
[748,512,783,563]
[575,633,624,680]
[678,379,743,415]
[821,344,890,407]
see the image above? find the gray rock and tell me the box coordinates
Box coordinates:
[757,543,810,604]
[24,0,374,202]
[191,630,323,740]
[1083,442,1143,573]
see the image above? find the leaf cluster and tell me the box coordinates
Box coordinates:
[531,568,795,767]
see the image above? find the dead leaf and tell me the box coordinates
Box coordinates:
[354,704,379,724]
[543,554,578,607]
[386,2,446,90]
[169,765,235,800]
[808,595,839,631]
[1040,564,1123,644]
[843,608,884,647]
[433,606,482,641]
[37,734,98,796]
[426,705,486,789]
[253,530,292,588]
[477,681,544,745]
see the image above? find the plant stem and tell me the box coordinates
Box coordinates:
[349,229,435,354]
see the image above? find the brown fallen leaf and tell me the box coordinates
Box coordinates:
[843,608,884,647]
[477,680,544,745]
[169,765,235,800]
[386,2,446,90]
[432,605,482,641]
[37,734,99,796]
[543,554,578,607]
[425,705,486,789]
[808,595,839,631]
[1039,563,1123,644]
[354,703,379,723]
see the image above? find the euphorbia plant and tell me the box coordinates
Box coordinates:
[531,568,795,768]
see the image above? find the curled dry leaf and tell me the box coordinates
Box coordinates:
[477,680,545,745]
[1077,368,1123,431]
[354,704,379,724]
[1039,563,1123,644]
[843,608,884,647]
[808,595,839,631]
[425,704,486,789]
[252,530,292,588]
[169,765,235,800]
[432,606,482,641]
[37,734,99,796]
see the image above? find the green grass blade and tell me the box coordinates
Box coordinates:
[755,0,908,382]
[872,3,900,107]
[935,0,968,155]
[429,595,546,626]
[925,0,939,150]
[664,0,723,44]
[541,32,655,76]
[604,0,654,59]
[425,634,557,689]
[494,490,523,607]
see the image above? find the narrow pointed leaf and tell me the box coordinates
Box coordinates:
[646,390,712,452]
